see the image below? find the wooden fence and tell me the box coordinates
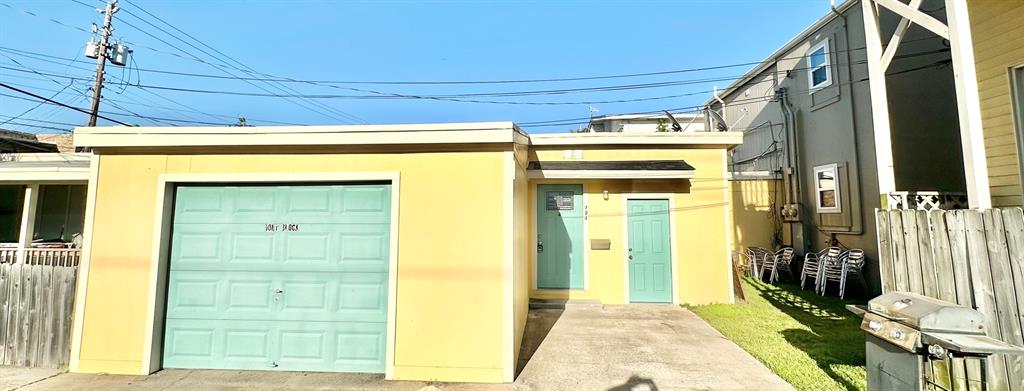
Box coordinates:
[877,208,1024,391]
[0,263,77,367]
[0,248,81,267]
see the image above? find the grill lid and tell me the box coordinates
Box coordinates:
[868,292,985,334]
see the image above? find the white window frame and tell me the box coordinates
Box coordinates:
[813,163,841,214]
[807,39,833,92]
[1011,64,1024,198]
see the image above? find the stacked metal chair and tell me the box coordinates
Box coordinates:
[761,247,795,283]
[838,249,867,299]
[801,247,841,292]
[819,249,866,298]
[746,247,770,279]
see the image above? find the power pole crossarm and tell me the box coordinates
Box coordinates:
[87,0,119,127]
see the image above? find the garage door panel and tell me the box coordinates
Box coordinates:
[164,319,386,372]
[165,183,391,373]
[171,224,388,272]
[174,185,391,224]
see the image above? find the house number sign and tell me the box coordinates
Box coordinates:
[265,223,300,232]
[545,191,574,211]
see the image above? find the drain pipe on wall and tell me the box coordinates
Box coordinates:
[778,87,808,252]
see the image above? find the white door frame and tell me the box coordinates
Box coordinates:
[530,183,590,291]
[137,172,401,378]
[621,194,679,305]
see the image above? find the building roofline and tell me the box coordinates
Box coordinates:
[74,122,530,148]
[529,131,742,147]
[0,153,91,183]
[74,122,738,149]
[590,112,703,121]
[704,0,858,104]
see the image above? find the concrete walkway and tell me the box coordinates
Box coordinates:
[0,366,61,391]
[18,306,791,391]
[514,305,793,391]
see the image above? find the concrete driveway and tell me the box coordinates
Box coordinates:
[18,305,791,391]
[514,304,793,391]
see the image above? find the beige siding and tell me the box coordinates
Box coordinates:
[970,0,1024,207]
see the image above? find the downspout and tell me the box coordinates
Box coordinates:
[832,3,866,235]
[713,86,727,130]
[778,88,801,204]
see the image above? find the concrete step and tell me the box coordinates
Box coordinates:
[529,298,603,310]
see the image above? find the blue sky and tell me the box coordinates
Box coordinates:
[0,0,835,134]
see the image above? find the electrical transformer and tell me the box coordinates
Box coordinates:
[84,40,100,59]
[109,42,131,66]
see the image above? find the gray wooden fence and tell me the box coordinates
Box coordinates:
[0,263,77,368]
[877,208,1024,391]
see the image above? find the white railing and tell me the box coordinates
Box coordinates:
[888,191,969,210]
[0,248,15,263]
[0,248,81,266]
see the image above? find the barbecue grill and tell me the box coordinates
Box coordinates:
[848,292,1024,390]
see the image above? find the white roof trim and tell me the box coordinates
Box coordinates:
[529,132,743,146]
[0,153,91,182]
[73,122,741,149]
[0,163,90,182]
[527,169,695,180]
[74,122,525,148]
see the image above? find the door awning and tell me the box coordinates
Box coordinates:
[526,160,695,179]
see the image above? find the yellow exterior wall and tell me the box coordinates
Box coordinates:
[510,151,529,378]
[970,0,1024,207]
[527,148,733,305]
[75,151,510,382]
[730,179,780,252]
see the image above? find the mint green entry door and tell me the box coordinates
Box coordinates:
[163,184,391,373]
[627,199,672,303]
[536,184,584,289]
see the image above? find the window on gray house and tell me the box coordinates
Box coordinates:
[808,40,832,91]
[814,163,841,213]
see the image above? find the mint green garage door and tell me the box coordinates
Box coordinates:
[163,184,391,373]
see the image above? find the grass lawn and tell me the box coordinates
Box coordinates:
[690,277,867,391]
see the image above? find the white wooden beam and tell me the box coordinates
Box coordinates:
[863,0,898,205]
[945,0,991,209]
[874,0,950,39]
[880,0,923,71]
[16,184,39,263]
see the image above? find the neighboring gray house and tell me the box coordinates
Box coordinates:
[589,112,706,133]
[709,0,966,294]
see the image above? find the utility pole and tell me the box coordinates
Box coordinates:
[87,0,119,127]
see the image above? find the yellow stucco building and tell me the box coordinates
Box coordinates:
[68,122,741,383]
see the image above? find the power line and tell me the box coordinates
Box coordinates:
[114,5,362,124]
[0,90,234,126]
[519,58,951,129]
[0,82,131,125]
[1,121,72,133]
[120,0,365,124]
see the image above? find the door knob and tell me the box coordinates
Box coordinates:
[628,255,633,260]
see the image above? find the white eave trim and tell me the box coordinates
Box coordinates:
[529,132,743,146]
[0,168,90,182]
[527,169,695,179]
[74,122,523,148]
